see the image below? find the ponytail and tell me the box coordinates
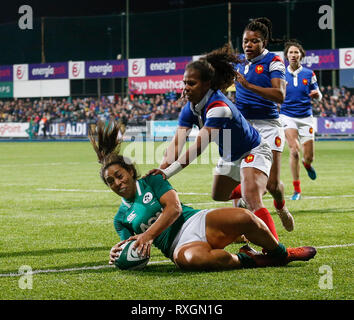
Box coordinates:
[245,17,284,45]
[89,120,138,184]
[186,43,242,91]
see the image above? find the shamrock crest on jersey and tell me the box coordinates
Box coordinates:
[143,192,153,204]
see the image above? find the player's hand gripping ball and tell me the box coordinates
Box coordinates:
[114,240,150,270]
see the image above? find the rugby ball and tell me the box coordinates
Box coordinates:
[114,240,150,270]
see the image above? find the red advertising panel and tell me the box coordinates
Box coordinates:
[129,75,184,94]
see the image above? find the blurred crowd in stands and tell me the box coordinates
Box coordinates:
[0,91,184,130]
[312,86,354,117]
[0,86,353,129]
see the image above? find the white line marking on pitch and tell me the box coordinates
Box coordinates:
[0,260,171,278]
[0,162,82,167]
[36,188,210,195]
[315,244,354,249]
[37,188,111,193]
[34,188,354,200]
[0,244,353,278]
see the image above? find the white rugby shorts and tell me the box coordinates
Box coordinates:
[279,114,315,145]
[169,209,210,259]
[213,139,273,182]
[248,118,285,152]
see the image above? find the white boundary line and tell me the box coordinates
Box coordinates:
[315,243,354,249]
[1,189,351,277]
[35,188,354,200]
[0,162,82,167]
[0,259,171,278]
[36,188,111,193]
[1,244,353,278]
[35,188,210,195]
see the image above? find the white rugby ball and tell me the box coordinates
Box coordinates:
[114,240,150,270]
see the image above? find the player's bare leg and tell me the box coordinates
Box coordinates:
[241,167,279,240]
[302,139,316,180]
[173,208,280,270]
[285,128,302,200]
[267,150,295,231]
[211,174,238,201]
[173,208,316,270]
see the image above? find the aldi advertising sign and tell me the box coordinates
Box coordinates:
[41,122,88,137]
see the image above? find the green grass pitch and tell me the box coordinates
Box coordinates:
[0,140,353,300]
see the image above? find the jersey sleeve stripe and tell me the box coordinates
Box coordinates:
[205,100,229,113]
[206,106,232,119]
[269,60,286,73]
[311,74,318,84]
[272,55,284,63]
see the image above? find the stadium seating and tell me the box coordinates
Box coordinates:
[0,87,353,126]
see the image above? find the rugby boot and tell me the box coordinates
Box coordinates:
[291,192,301,200]
[276,206,295,232]
[303,161,317,180]
[286,246,317,263]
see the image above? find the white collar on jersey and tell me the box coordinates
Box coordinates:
[121,181,141,208]
[190,89,214,116]
[287,65,303,77]
[136,180,142,196]
[246,49,269,64]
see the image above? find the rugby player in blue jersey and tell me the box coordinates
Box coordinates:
[89,120,316,270]
[280,41,322,200]
[148,44,281,245]
[231,17,295,233]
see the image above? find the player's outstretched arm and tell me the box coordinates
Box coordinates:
[149,126,215,180]
[159,126,191,169]
[176,126,214,167]
[163,126,216,178]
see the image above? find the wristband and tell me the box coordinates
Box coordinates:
[160,161,183,179]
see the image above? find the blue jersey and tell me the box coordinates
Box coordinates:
[280,66,319,118]
[178,89,260,162]
[234,49,286,120]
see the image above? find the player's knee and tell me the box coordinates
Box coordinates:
[175,250,209,271]
[266,179,281,194]
[211,192,229,202]
[237,208,256,226]
[304,154,313,164]
[242,185,264,211]
[290,148,300,160]
[242,193,260,212]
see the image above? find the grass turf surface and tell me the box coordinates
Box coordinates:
[0,140,353,300]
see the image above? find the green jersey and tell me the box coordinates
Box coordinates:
[113,174,200,258]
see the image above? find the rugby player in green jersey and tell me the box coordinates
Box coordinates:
[89,120,316,271]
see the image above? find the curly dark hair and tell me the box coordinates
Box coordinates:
[244,17,283,46]
[89,120,138,185]
[284,40,306,60]
[185,43,242,91]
